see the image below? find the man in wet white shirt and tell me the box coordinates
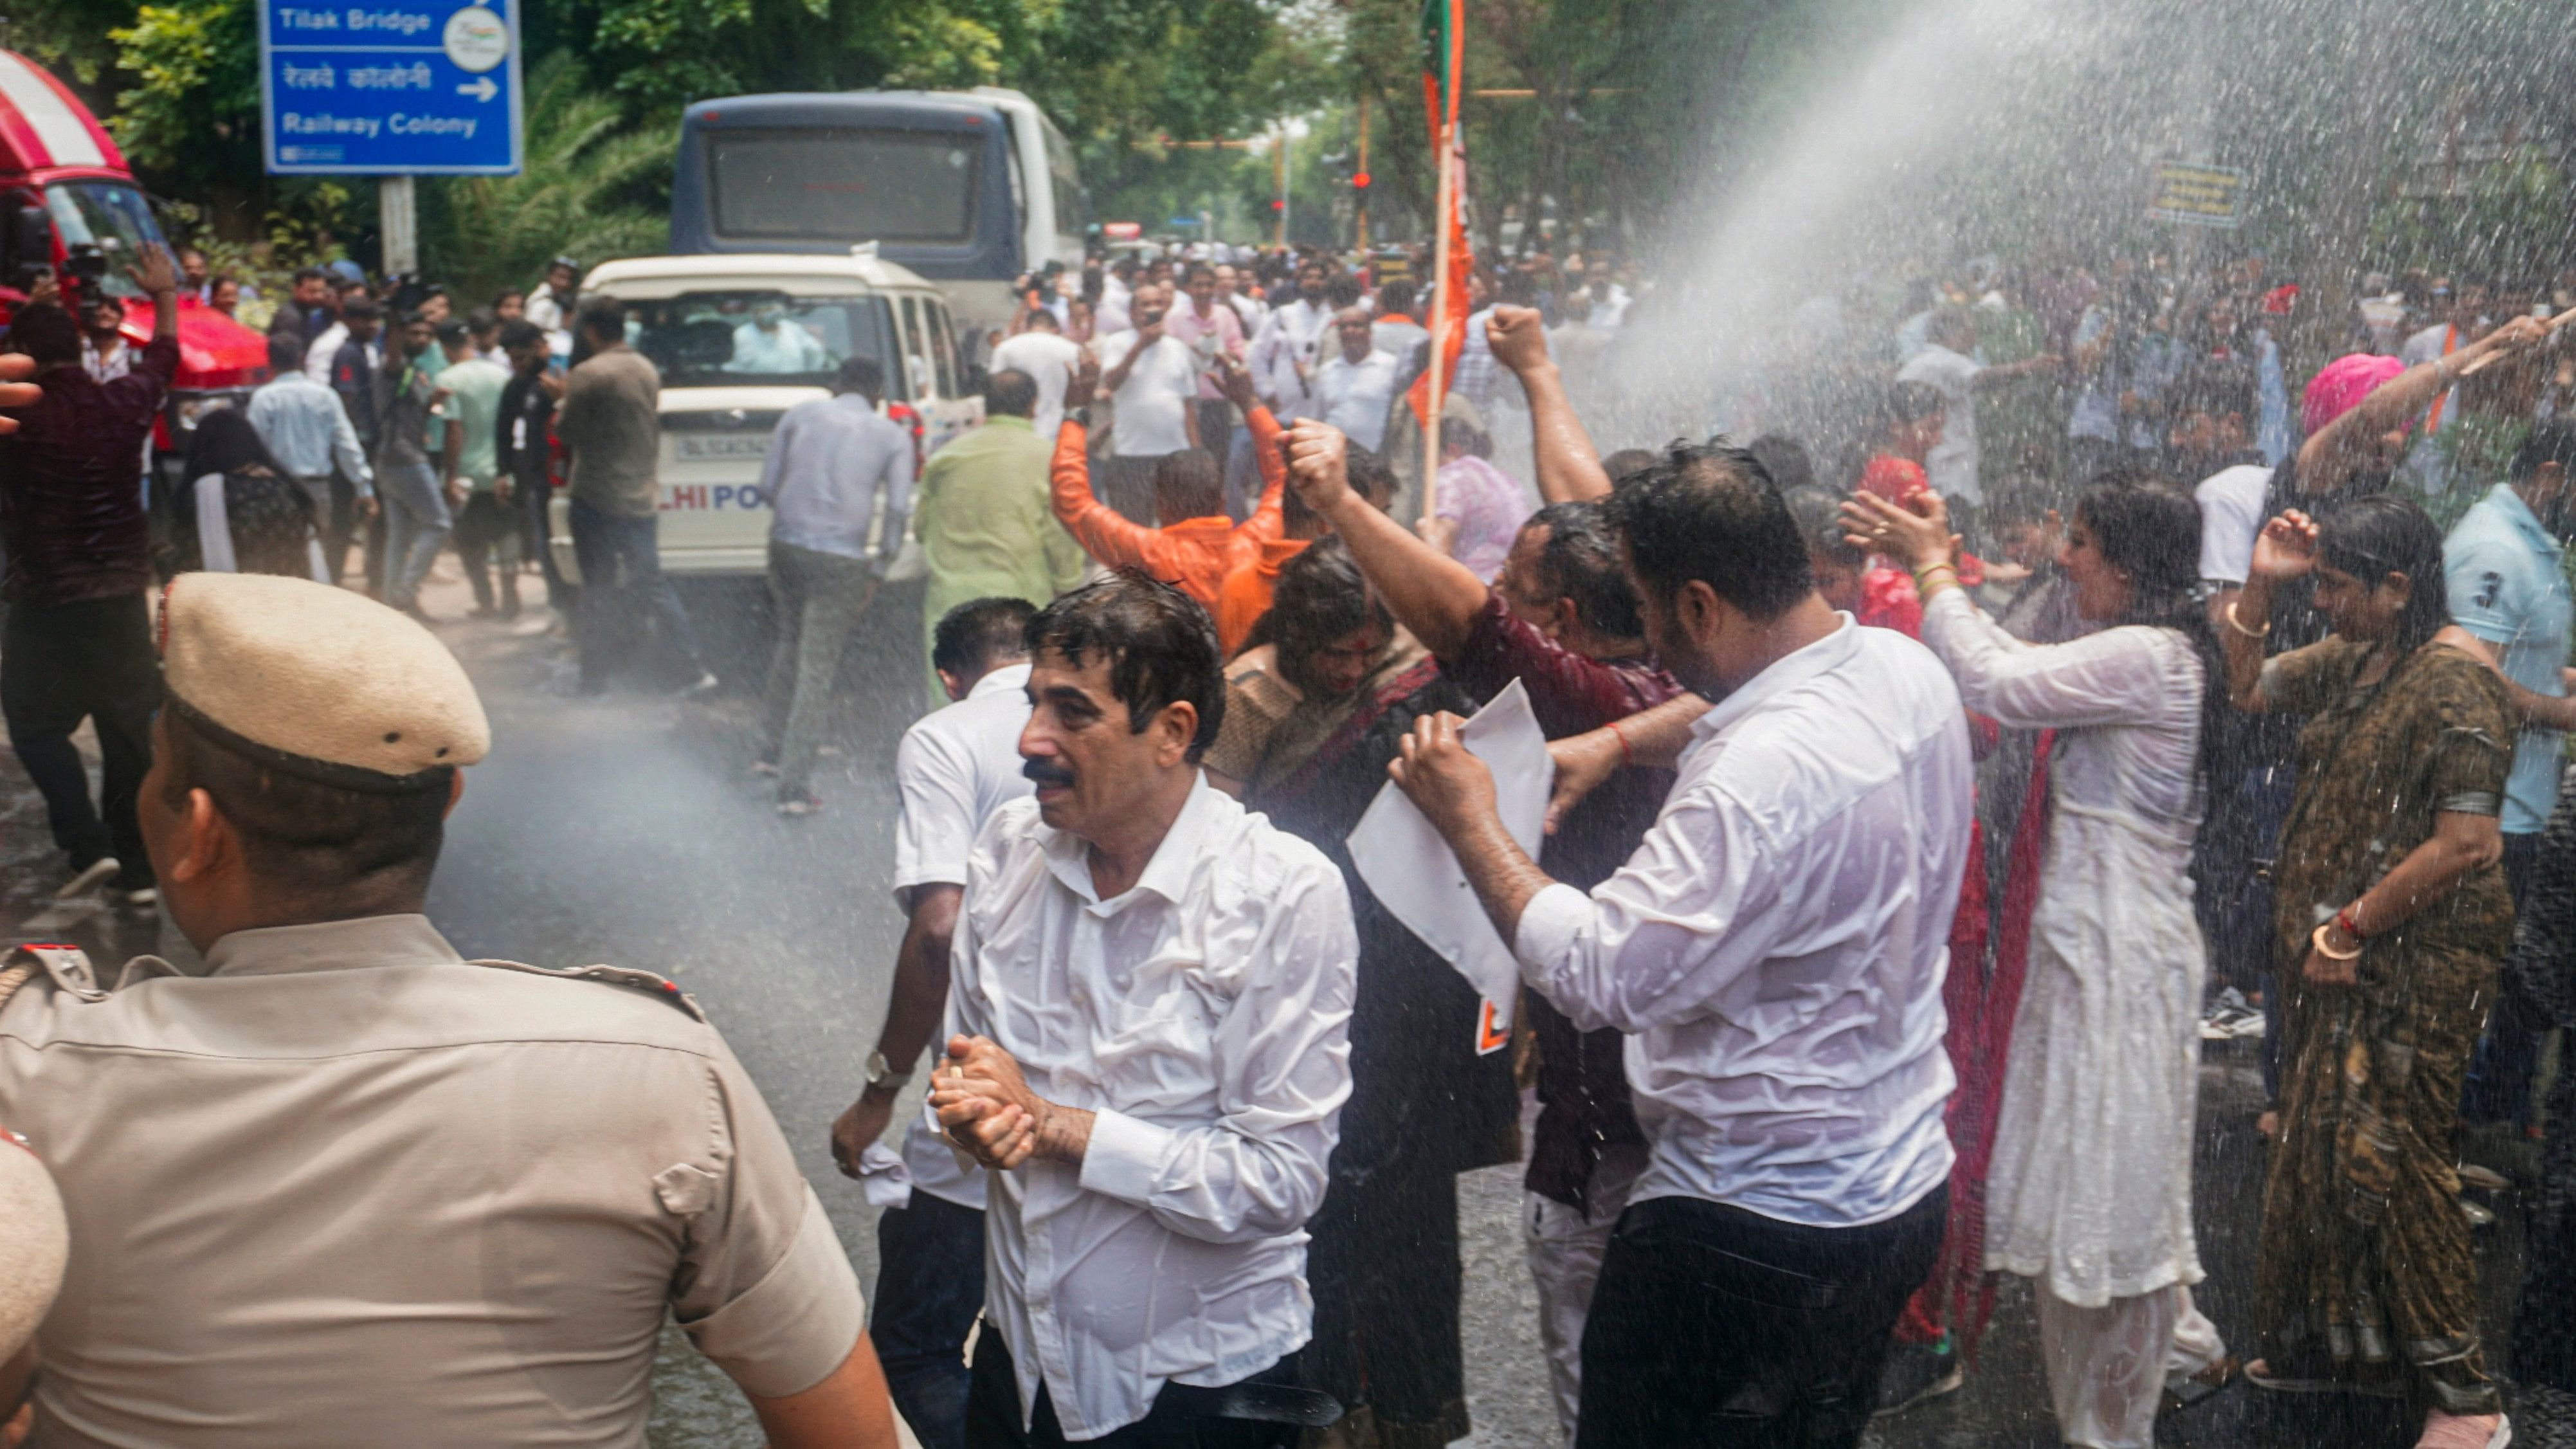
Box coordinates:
[1379,441,1970,1449]
[929,572,1357,1448]
[829,597,1042,1449]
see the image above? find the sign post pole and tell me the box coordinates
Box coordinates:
[380,174,417,276]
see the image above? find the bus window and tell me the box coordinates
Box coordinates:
[707,128,979,245]
[898,295,933,399]
[1040,111,1084,244]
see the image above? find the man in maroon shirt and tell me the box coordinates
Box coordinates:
[1282,417,1681,1445]
[0,242,181,905]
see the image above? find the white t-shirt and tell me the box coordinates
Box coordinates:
[1094,330,1199,457]
[1313,349,1403,454]
[1896,343,1984,506]
[891,661,1038,1211]
[988,331,1085,441]
[2194,463,2274,585]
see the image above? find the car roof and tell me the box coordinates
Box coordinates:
[582,252,940,298]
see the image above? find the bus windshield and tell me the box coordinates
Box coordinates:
[709,129,981,245]
[628,291,902,396]
[44,182,165,298]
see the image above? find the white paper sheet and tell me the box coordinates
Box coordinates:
[1345,677,1550,1053]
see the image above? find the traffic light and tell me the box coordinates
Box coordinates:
[1352,170,1371,190]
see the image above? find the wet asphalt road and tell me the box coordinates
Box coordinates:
[0,565,2554,1448]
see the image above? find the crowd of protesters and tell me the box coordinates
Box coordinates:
[5,214,2576,1449]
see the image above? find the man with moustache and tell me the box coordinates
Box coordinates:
[927,572,1357,1448]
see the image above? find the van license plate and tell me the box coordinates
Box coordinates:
[674,435,770,460]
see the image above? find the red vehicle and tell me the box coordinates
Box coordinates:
[0,50,269,475]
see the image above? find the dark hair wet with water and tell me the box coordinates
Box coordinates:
[2074,467,2231,789]
[1267,538,1392,690]
[1024,570,1225,763]
[932,596,1038,679]
[1602,439,1811,621]
[2317,491,2453,655]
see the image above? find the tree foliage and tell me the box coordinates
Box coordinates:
[419,57,669,302]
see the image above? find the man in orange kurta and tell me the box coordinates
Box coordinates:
[1051,353,1286,619]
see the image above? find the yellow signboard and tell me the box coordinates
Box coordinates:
[2148,162,2245,229]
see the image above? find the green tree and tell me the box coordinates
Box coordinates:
[419,57,671,302]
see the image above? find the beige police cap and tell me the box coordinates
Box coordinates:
[161,573,490,789]
[0,1138,66,1359]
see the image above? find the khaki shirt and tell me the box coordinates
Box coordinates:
[0,915,862,1448]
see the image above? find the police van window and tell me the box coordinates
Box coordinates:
[628,291,900,394]
[899,295,933,399]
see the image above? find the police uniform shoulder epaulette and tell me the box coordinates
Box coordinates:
[466,958,707,1022]
[1,945,104,1005]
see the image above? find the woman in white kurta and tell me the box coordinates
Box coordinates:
[1847,472,2227,1449]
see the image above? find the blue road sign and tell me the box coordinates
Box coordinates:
[259,0,523,174]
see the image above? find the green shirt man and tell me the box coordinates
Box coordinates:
[910,406,1087,704]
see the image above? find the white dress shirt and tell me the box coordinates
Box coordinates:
[1247,298,1331,421]
[1512,617,1970,1229]
[304,321,350,383]
[891,662,1035,1212]
[988,332,1085,441]
[247,370,374,492]
[1312,348,1402,454]
[759,393,916,567]
[948,775,1356,1439]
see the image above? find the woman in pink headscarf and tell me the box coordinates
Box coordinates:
[2293,318,2546,504]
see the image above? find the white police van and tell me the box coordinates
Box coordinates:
[549,249,981,580]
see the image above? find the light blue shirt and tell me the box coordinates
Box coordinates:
[2445,482,2571,834]
[244,370,373,495]
[727,318,832,375]
[759,393,914,568]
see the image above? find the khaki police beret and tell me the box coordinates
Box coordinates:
[160,574,490,790]
[0,1137,66,1359]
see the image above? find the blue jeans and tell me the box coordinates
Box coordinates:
[377,459,451,610]
[568,499,703,690]
[874,1190,985,1449]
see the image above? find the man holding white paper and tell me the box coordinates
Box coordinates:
[1284,400,1684,1445]
[1384,441,1972,1449]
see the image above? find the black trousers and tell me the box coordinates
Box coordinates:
[965,1328,1300,1449]
[1575,1186,1946,1449]
[0,594,159,879]
[453,492,522,612]
[873,1191,986,1449]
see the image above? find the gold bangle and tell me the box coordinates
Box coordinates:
[2310,922,2364,961]
[2225,601,2271,639]
[1913,562,1958,587]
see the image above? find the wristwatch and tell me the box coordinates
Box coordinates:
[1067,406,1093,429]
[864,1050,912,1093]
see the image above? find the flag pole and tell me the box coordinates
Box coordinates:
[1422,0,1461,518]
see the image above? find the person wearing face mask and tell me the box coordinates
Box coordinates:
[1847,473,2232,1449]
[2445,421,2576,1133]
[1281,421,1681,1444]
[730,302,833,376]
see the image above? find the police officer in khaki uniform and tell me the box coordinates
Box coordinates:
[0,572,901,1448]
